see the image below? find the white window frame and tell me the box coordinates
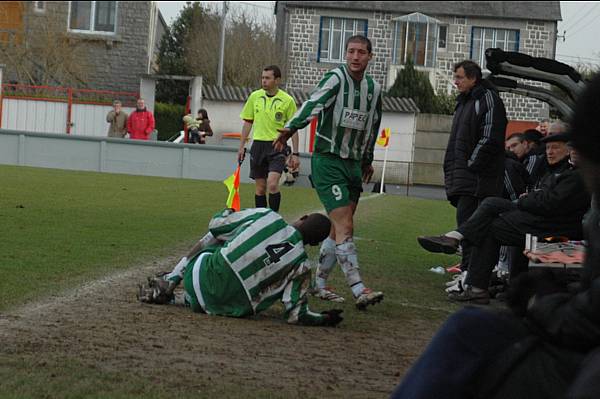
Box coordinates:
[67,1,118,35]
[319,17,368,63]
[33,1,46,13]
[437,25,448,50]
[471,27,519,67]
[392,12,440,68]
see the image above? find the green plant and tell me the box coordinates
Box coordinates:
[154,102,186,141]
[387,58,457,115]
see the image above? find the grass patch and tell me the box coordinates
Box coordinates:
[1,164,466,398]
[0,165,323,310]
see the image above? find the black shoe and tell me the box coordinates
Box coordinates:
[448,287,490,305]
[417,235,460,254]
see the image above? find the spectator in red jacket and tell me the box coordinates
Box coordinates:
[127,98,155,140]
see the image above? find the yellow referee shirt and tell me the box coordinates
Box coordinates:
[240,89,297,141]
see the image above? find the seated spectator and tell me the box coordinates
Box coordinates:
[391,72,600,399]
[418,132,590,304]
[506,130,547,184]
[536,118,550,136]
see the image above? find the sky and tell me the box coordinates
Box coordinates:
[156,1,600,68]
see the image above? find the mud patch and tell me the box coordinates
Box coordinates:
[0,254,439,398]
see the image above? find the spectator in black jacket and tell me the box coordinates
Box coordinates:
[444,60,508,274]
[507,130,547,185]
[418,132,590,303]
[391,72,600,399]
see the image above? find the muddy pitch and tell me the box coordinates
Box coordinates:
[0,255,439,398]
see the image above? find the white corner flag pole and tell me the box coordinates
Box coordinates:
[380,143,389,194]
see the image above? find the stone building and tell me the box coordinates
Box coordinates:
[275,1,562,121]
[0,1,166,93]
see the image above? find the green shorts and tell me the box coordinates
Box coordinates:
[311,153,362,213]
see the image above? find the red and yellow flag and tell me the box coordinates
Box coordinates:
[376,127,391,147]
[223,165,241,211]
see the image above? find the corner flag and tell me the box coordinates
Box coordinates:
[223,165,241,211]
[376,127,391,147]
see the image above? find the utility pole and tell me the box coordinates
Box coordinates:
[217,1,229,88]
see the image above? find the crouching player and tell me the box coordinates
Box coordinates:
[138,208,344,327]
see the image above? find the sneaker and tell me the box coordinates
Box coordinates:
[313,287,346,303]
[137,277,174,305]
[355,288,384,310]
[447,287,490,305]
[417,235,460,254]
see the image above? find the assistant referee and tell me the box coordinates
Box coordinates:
[237,65,298,212]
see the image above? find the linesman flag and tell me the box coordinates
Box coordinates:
[376,127,391,147]
[223,165,241,211]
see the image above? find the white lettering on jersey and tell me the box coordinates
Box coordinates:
[340,108,368,130]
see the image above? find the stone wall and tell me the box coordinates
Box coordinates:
[282,6,557,121]
[3,1,152,93]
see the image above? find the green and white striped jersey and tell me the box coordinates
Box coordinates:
[184,208,324,325]
[286,64,382,164]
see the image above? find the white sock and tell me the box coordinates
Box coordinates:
[166,256,188,284]
[335,239,365,297]
[316,237,337,289]
[445,231,464,240]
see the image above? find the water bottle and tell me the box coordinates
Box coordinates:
[429,266,446,275]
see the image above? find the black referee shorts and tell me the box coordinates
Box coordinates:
[249,140,287,180]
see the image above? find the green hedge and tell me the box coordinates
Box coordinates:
[155,102,186,141]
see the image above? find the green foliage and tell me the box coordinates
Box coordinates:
[156,1,283,104]
[387,58,456,115]
[154,102,186,141]
[433,92,457,115]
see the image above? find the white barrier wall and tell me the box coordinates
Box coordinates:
[0,129,283,183]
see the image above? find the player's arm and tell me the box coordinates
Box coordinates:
[274,72,340,151]
[361,91,383,183]
[281,261,343,327]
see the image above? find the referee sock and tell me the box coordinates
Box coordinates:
[268,192,281,212]
[255,194,267,208]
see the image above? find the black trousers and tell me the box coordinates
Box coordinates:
[457,197,528,289]
[455,196,480,271]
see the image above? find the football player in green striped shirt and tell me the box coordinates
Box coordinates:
[274,35,384,310]
[138,208,344,327]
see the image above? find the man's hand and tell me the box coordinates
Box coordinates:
[288,154,300,170]
[362,164,374,184]
[237,147,246,163]
[320,309,344,327]
[273,128,294,152]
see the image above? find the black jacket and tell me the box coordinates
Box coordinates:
[444,80,507,204]
[477,203,599,399]
[504,151,532,200]
[523,152,548,187]
[500,158,590,239]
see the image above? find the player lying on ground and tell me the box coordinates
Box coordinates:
[138,208,344,327]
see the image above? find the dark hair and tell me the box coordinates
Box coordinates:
[571,72,600,163]
[263,65,281,79]
[296,213,331,246]
[453,60,482,83]
[506,132,524,142]
[345,35,372,53]
[197,108,209,120]
[522,129,543,144]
